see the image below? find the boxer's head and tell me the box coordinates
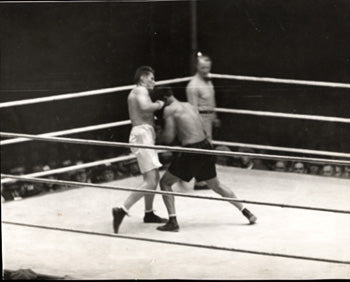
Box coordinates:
[134,66,155,90]
[152,86,174,105]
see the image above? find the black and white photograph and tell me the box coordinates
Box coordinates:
[1,0,350,280]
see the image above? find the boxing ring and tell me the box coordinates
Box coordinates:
[1,73,350,279]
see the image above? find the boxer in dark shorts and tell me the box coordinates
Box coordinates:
[168,139,217,183]
[152,86,257,232]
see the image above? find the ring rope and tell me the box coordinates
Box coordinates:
[1,154,137,185]
[212,141,350,159]
[3,220,349,265]
[1,73,349,109]
[1,120,132,145]
[0,77,192,109]
[216,108,350,123]
[3,107,350,146]
[210,73,350,89]
[2,120,349,159]
[2,132,350,166]
[3,105,350,146]
[3,122,348,158]
[2,138,348,184]
[2,174,350,215]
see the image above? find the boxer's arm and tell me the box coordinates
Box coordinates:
[136,88,164,113]
[161,108,176,144]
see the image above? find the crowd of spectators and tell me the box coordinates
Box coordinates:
[1,160,134,203]
[2,144,349,203]
[1,141,176,203]
[215,145,350,178]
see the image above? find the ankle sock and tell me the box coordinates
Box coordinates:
[121,205,129,216]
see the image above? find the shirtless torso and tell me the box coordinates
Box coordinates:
[162,99,206,146]
[128,86,158,127]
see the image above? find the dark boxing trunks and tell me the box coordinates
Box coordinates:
[168,139,217,182]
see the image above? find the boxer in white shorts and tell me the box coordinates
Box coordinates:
[129,124,162,173]
[112,66,167,233]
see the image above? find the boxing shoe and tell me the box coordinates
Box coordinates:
[112,207,126,233]
[242,208,257,224]
[143,211,167,223]
[157,220,180,232]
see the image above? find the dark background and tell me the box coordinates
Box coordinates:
[1,0,349,170]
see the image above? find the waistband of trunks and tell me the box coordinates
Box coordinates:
[184,139,211,148]
[199,110,215,114]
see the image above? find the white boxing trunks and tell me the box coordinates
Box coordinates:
[129,124,162,173]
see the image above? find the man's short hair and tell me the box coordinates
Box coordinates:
[196,54,211,65]
[134,66,154,84]
[151,86,173,102]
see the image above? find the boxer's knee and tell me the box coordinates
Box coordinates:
[143,170,159,189]
[160,175,175,191]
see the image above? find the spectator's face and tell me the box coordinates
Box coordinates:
[344,166,350,178]
[241,156,251,165]
[309,165,319,175]
[293,162,305,173]
[322,165,333,177]
[76,171,88,183]
[275,161,286,172]
[197,60,211,77]
[334,166,342,177]
[117,162,128,173]
[103,170,115,182]
[141,73,156,91]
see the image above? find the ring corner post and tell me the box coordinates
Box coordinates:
[190,0,198,75]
